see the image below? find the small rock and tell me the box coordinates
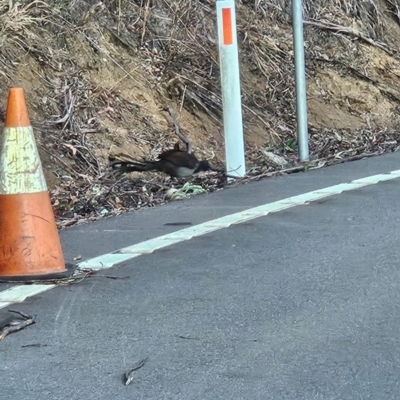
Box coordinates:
[165,188,178,199]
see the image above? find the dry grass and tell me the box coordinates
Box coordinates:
[0,0,400,227]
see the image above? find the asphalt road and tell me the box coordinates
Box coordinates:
[1,152,400,399]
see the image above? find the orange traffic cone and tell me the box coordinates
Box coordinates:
[0,87,74,281]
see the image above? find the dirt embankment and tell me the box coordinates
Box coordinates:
[0,0,400,227]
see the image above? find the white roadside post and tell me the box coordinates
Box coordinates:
[216,0,246,179]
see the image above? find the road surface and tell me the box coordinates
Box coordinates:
[1,152,400,399]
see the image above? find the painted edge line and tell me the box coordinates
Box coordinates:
[0,284,55,306]
[0,168,399,309]
[78,171,399,268]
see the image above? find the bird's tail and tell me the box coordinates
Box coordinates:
[110,159,158,174]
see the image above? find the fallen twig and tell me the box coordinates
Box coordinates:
[177,334,199,340]
[124,357,148,386]
[21,343,48,348]
[45,87,74,125]
[304,19,393,55]
[162,106,192,153]
[0,310,36,341]
[94,274,130,280]
[330,151,380,164]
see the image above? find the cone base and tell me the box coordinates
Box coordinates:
[0,262,76,283]
[0,192,67,278]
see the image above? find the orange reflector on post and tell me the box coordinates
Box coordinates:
[222,7,233,45]
[0,87,75,282]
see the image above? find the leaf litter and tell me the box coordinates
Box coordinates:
[0,1,399,229]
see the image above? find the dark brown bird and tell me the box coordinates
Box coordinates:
[109,144,214,178]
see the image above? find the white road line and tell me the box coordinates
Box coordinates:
[1,169,400,309]
[0,285,55,309]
